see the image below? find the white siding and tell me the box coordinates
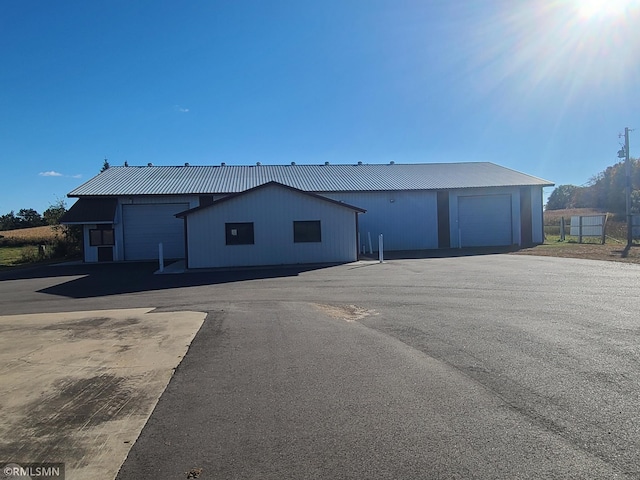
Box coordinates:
[122,203,188,260]
[82,225,98,262]
[186,184,359,268]
[322,191,438,251]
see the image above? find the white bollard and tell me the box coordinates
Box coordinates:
[368,232,373,254]
[378,234,384,263]
[159,242,164,272]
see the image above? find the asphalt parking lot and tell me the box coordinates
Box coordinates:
[1,254,640,479]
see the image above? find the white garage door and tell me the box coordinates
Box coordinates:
[122,204,188,260]
[458,195,512,247]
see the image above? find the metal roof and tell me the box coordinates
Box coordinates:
[68,162,554,197]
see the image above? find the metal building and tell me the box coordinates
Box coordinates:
[61,162,553,266]
[176,182,364,268]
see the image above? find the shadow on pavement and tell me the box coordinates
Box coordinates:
[0,246,520,299]
[359,246,519,260]
[0,261,335,299]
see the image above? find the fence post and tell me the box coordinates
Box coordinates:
[158,242,164,273]
[560,217,565,242]
[601,214,608,245]
[378,234,384,263]
[578,216,583,244]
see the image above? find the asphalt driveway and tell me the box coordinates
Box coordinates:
[1,255,640,478]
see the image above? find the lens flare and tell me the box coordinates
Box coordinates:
[577,0,635,18]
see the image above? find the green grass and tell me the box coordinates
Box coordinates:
[0,246,38,267]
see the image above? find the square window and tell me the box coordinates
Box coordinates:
[294,221,321,243]
[89,229,103,246]
[89,227,115,246]
[102,228,115,245]
[226,222,254,245]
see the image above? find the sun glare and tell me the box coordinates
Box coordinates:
[576,0,634,19]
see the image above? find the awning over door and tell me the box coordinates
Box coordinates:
[60,198,117,224]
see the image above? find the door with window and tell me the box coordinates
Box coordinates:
[89,224,115,262]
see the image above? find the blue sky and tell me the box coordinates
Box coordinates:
[1,0,639,215]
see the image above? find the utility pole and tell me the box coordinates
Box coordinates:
[620,128,632,247]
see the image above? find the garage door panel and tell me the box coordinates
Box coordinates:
[123,204,187,260]
[458,195,512,247]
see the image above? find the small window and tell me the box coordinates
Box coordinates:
[89,225,115,246]
[226,222,254,245]
[294,221,321,243]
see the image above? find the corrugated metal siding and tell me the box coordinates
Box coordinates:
[322,191,438,251]
[68,163,554,197]
[186,184,358,268]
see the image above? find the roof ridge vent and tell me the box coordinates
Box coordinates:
[291,162,296,166]
[256,162,261,166]
[324,161,330,166]
[221,162,226,167]
[357,161,363,165]
[147,162,153,167]
[184,162,190,166]
[389,161,395,165]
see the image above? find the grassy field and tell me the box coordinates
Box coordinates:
[0,226,68,267]
[513,208,640,264]
[0,246,35,266]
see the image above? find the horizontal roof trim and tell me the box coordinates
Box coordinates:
[68,162,554,197]
[176,181,366,218]
[60,198,118,224]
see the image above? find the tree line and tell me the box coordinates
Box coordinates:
[546,159,640,212]
[0,200,67,231]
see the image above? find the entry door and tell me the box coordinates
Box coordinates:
[97,246,113,262]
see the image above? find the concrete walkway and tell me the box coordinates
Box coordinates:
[0,308,205,480]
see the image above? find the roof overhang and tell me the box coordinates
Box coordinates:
[176,181,366,218]
[60,198,118,225]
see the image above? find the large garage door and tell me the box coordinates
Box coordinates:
[122,204,188,260]
[458,195,512,247]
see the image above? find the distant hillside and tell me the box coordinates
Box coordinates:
[546,159,639,213]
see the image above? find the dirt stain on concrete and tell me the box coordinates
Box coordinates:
[0,308,206,479]
[312,303,376,322]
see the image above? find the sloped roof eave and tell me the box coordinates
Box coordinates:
[176,181,366,218]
